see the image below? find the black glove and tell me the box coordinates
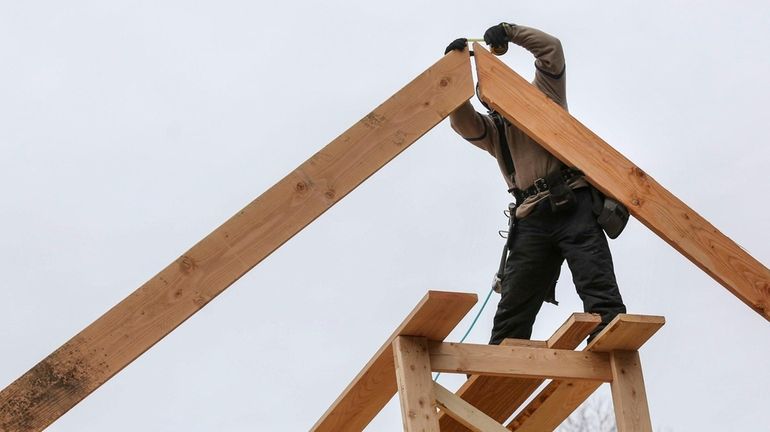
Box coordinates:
[444,38,468,54]
[483,23,511,48]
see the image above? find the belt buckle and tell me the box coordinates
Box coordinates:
[534,178,548,193]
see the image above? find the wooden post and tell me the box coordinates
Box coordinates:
[610,351,652,432]
[393,336,439,432]
[0,50,474,432]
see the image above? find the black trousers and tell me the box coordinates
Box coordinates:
[489,187,626,345]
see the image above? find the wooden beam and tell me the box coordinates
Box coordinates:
[610,351,652,432]
[438,313,600,432]
[433,383,509,432]
[0,50,475,432]
[473,43,770,320]
[428,342,612,382]
[507,314,664,431]
[311,290,477,432]
[393,337,439,432]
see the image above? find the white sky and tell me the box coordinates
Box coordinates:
[1,1,769,431]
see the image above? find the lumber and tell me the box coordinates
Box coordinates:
[311,291,477,432]
[428,342,612,382]
[610,351,652,432]
[508,314,664,431]
[433,383,509,432]
[0,50,475,432]
[438,313,600,432]
[473,43,770,321]
[393,337,439,432]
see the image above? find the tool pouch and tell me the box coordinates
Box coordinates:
[591,188,630,239]
[546,170,577,213]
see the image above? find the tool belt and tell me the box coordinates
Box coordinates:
[590,188,630,239]
[511,167,584,212]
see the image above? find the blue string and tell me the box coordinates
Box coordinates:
[433,286,495,382]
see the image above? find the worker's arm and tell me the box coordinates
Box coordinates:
[486,23,568,109]
[449,100,497,156]
[443,38,497,156]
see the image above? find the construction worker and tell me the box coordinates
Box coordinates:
[445,23,626,344]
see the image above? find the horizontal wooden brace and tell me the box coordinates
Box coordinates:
[428,342,612,382]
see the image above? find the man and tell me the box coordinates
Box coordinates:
[446,23,626,344]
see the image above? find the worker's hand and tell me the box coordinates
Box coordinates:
[444,38,468,54]
[483,23,511,48]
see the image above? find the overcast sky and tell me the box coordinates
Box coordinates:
[1,1,769,431]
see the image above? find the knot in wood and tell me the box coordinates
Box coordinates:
[632,166,647,179]
[179,255,197,274]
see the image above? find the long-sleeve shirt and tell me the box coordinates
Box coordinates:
[449,24,586,218]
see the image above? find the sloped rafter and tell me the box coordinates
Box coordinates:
[0,50,475,432]
[473,43,770,321]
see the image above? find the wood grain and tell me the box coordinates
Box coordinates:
[508,314,664,431]
[311,290,477,432]
[428,342,612,382]
[0,50,475,432]
[433,383,509,432]
[473,43,770,321]
[610,351,652,432]
[438,313,600,432]
[393,337,439,432]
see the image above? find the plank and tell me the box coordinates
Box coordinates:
[393,337,439,432]
[311,290,477,432]
[433,383,509,432]
[473,43,770,321]
[610,351,652,432]
[438,313,600,432]
[428,342,612,382]
[508,314,664,431]
[0,50,475,432]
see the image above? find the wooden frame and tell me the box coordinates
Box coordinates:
[316,292,664,432]
[4,41,764,431]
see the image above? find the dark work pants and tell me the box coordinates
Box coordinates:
[489,187,626,345]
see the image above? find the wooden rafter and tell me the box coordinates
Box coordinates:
[473,43,770,321]
[0,50,474,432]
